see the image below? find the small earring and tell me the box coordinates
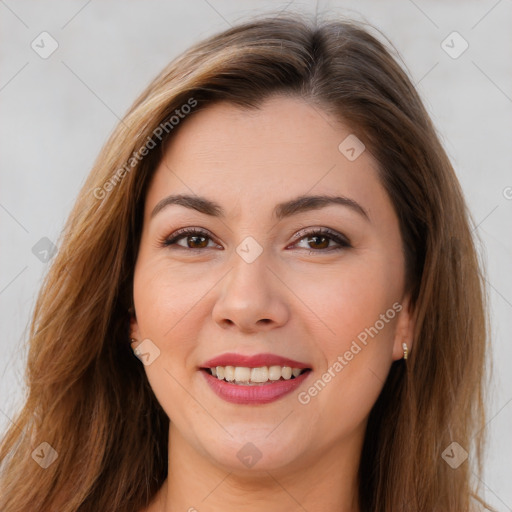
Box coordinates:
[402,342,409,360]
[130,338,137,344]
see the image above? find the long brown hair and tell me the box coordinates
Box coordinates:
[0,12,493,512]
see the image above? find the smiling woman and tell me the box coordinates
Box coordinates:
[0,11,493,512]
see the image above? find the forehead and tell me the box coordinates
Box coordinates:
[144,95,387,224]
[162,95,347,162]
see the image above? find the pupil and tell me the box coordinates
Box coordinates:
[189,235,207,248]
[309,235,328,249]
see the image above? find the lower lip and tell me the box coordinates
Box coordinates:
[201,369,311,405]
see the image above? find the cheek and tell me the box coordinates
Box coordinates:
[294,254,400,356]
[292,255,399,422]
[132,261,203,425]
[304,257,402,427]
[132,257,204,390]
[133,252,207,341]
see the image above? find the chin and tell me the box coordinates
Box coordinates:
[201,430,305,473]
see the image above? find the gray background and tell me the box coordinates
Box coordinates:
[1,0,511,509]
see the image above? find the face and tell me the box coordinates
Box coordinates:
[130,95,414,474]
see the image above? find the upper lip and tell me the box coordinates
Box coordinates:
[201,352,311,369]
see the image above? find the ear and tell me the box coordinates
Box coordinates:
[392,294,416,361]
[129,307,142,343]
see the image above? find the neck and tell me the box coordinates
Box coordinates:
[153,424,362,512]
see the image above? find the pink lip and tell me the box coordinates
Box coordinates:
[201,352,311,369]
[200,368,311,405]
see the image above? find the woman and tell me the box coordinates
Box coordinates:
[0,12,493,512]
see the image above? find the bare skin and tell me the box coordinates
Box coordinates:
[131,95,415,512]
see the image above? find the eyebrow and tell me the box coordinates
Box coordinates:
[150,193,370,222]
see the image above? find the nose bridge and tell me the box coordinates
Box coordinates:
[228,248,272,298]
[212,245,289,331]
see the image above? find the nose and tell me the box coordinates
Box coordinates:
[211,252,290,334]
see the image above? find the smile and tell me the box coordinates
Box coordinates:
[206,365,308,384]
[200,367,311,405]
[199,352,312,404]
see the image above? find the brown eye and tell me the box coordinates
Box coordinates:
[182,234,209,249]
[162,228,218,250]
[304,234,330,250]
[292,228,351,253]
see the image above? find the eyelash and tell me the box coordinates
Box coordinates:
[159,227,352,254]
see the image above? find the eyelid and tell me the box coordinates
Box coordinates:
[159,225,351,252]
[288,226,352,250]
[159,227,219,249]
[291,226,349,242]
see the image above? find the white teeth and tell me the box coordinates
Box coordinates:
[251,366,269,382]
[268,365,282,381]
[281,366,292,380]
[224,366,235,381]
[234,366,251,382]
[209,365,307,384]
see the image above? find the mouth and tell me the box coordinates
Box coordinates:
[201,365,311,385]
[199,352,313,404]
